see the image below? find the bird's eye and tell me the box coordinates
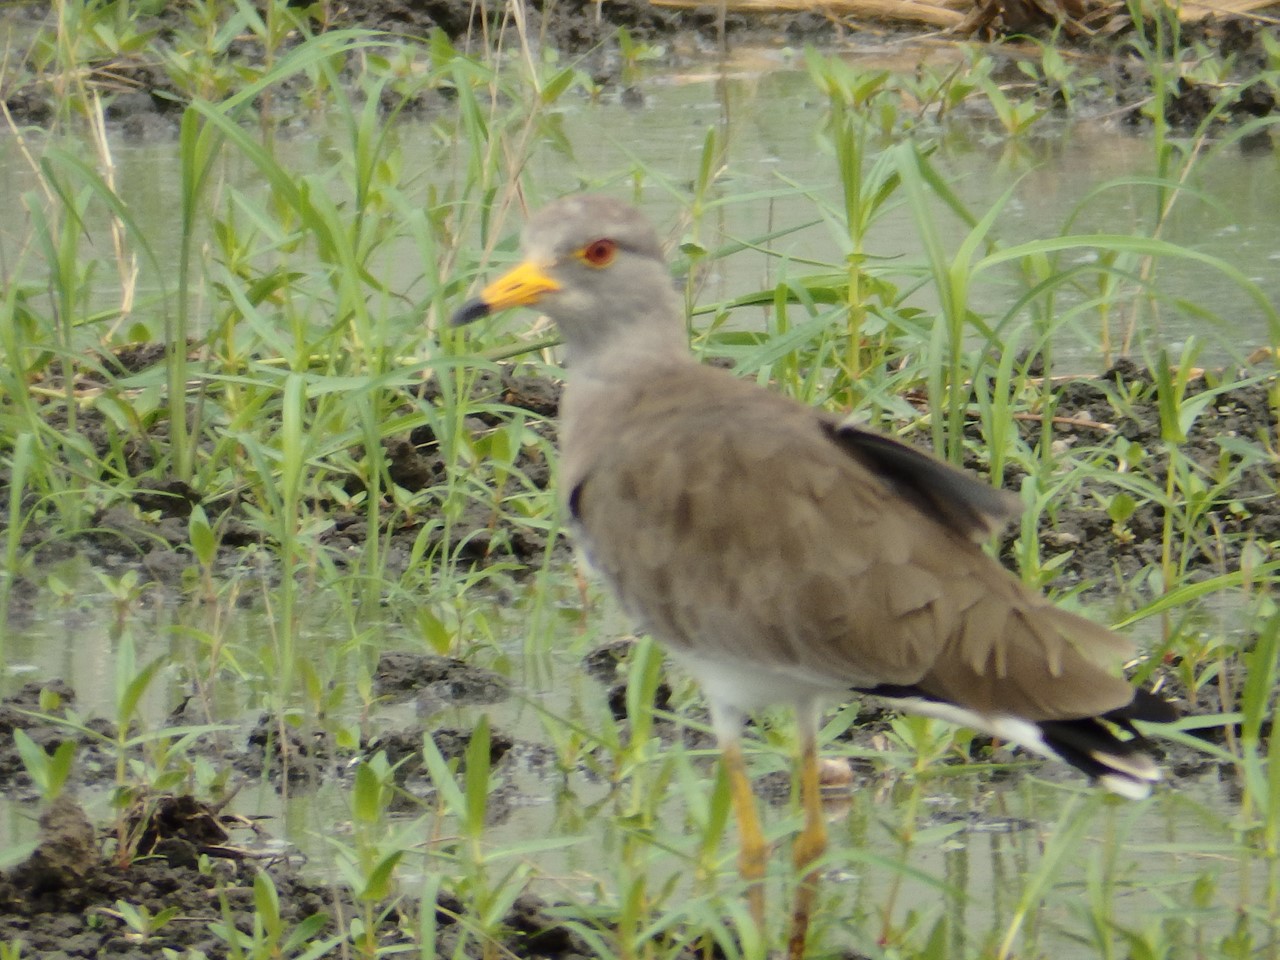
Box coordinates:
[578,239,618,268]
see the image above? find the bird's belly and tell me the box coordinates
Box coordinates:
[665,645,861,716]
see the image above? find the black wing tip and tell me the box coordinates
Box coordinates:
[1041,685,1177,797]
[823,421,1021,542]
[1112,686,1181,726]
[857,683,1173,798]
[1038,715,1162,797]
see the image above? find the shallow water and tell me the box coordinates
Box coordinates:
[2,47,1278,366]
[0,562,1251,958]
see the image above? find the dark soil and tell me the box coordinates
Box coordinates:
[993,358,1280,591]
[0,365,560,629]
[4,0,1280,135]
[0,790,592,959]
[8,348,1276,625]
[0,656,591,959]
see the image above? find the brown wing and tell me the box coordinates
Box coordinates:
[564,363,1135,722]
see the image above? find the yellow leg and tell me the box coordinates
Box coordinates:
[787,723,827,960]
[723,741,767,933]
[573,564,590,631]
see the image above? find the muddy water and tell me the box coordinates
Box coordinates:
[523,64,1280,365]
[1,53,1278,364]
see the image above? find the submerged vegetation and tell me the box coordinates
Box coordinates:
[0,0,1279,956]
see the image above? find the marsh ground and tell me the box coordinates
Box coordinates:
[0,358,1269,957]
[2,0,1278,957]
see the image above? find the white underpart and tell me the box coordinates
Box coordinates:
[668,649,1158,800]
[887,698,1057,760]
[667,647,867,742]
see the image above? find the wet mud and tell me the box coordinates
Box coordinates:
[0,788,586,958]
[4,0,1280,136]
[0,656,582,959]
[0,630,1236,957]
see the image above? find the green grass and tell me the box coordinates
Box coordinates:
[1,0,1279,957]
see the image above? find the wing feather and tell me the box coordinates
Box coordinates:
[563,363,1136,721]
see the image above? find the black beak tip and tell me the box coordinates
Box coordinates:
[451,299,492,327]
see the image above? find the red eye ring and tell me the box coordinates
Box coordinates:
[579,238,618,267]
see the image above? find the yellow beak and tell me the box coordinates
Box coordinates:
[451,260,561,326]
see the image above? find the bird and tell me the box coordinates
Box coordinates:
[451,194,1173,959]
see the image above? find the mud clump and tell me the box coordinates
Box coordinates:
[375,651,512,706]
[0,655,586,960]
[0,792,598,959]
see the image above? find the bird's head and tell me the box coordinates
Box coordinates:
[451,195,685,362]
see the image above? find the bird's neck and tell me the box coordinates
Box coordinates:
[557,356,682,499]
[558,324,695,489]
[562,309,692,380]
[567,340,689,377]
